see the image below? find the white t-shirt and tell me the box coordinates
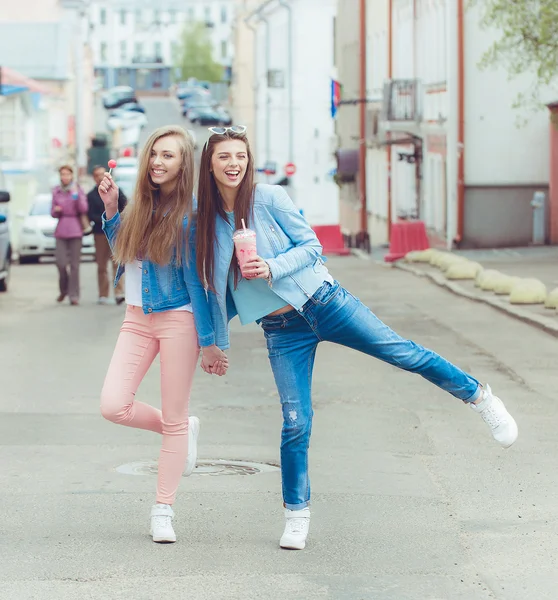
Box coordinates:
[125,260,192,312]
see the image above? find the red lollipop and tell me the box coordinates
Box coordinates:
[108,159,117,174]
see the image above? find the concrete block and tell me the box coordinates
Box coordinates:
[445,261,483,280]
[509,278,547,305]
[404,249,438,263]
[544,287,558,309]
[493,275,521,295]
[474,269,503,289]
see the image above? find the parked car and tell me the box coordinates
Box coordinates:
[181,96,214,117]
[0,190,11,292]
[189,106,232,126]
[17,194,94,264]
[107,109,148,132]
[118,101,146,114]
[113,158,139,199]
[103,86,137,110]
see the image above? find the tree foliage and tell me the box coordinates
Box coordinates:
[174,22,223,83]
[473,0,558,108]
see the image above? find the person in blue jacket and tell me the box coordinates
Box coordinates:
[97,125,228,544]
[194,126,518,551]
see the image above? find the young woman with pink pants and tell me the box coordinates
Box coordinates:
[97,125,228,543]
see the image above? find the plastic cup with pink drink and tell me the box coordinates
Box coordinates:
[233,219,258,277]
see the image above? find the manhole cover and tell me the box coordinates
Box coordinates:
[116,459,280,477]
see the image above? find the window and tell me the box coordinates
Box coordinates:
[120,10,126,25]
[100,8,107,25]
[100,42,107,62]
[204,6,211,22]
[135,9,142,23]
[221,40,227,60]
[221,6,227,23]
[169,9,177,24]
[154,42,162,59]
[134,42,143,59]
[187,7,194,20]
[153,9,160,25]
[120,41,126,62]
[171,41,179,60]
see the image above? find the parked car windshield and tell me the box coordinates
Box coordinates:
[30,199,52,216]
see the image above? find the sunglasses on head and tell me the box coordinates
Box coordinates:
[207,125,247,135]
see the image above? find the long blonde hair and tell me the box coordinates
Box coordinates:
[113,125,194,266]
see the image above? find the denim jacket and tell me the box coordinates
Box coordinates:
[102,211,224,348]
[207,183,333,349]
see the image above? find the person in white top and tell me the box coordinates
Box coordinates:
[97,125,228,544]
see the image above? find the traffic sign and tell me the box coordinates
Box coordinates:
[284,162,296,177]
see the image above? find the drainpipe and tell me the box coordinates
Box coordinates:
[446,0,458,249]
[278,0,294,163]
[358,0,368,246]
[259,15,272,170]
[456,0,465,245]
[244,17,259,157]
[387,0,393,240]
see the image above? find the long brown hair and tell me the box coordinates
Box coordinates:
[196,131,255,290]
[112,125,195,266]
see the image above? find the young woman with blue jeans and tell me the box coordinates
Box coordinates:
[98,126,228,544]
[195,128,518,551]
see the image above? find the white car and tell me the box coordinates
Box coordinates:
[113,158,139,199]
[107,110,147,132]
[17,194,95,264]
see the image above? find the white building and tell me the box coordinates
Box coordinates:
[244,0,339,226]
[335,0,552,250]
[88,0,236,90]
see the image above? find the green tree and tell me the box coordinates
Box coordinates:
[473,1,558,110]
[174,21,223,82]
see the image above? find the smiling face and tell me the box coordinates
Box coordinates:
[210,139,248,193]
[149,135,182,190]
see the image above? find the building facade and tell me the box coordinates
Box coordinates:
[335,0,553,250]
[242,0,339,227]
[88,0,236,91]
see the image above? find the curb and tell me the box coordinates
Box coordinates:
[393,262,558,339]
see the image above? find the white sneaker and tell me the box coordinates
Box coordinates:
[280,507,311,550]
[183,416,200,477]
[470,384,518,448]
[150,504,176,543]
[98,297,111,305]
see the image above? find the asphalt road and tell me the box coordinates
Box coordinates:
[2,253,558,599]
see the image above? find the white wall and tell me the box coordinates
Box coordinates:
[90,0,235,69]
[254,0,338,226]
[464,4,550,186]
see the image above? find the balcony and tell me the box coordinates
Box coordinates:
[382,79,423,123]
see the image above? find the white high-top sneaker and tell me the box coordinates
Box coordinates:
[184,416,200,477]
[150,504,176,543]
[470,385,518,448]
[280,507,311,550]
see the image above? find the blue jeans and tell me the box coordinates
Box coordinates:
[260,281,481,510]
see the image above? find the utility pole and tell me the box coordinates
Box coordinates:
[358,0,369,250]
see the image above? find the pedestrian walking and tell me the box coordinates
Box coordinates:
[51,165,88,305]
[87,165,127,305]
[195,127,519,551]
[98,125,228,543]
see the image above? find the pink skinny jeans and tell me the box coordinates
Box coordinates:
[101,306,199,504]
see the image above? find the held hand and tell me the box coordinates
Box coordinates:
[98,173,119,216]
[54,205,63,214]
[242,256,271,280]
[201,345,229,377]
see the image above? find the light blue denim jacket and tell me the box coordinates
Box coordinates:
[208,183,333,349]
[102,211,224,348]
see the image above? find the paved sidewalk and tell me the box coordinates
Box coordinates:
[385,246,558,338]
